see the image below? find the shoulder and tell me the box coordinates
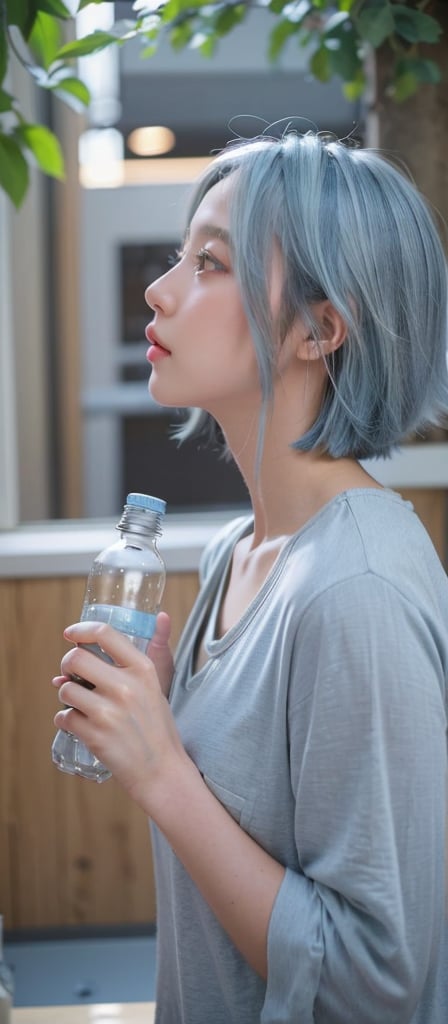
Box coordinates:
[292,493,448,708]
[286,488,448,612]
[281,489,448,688]
[339,488,448,605]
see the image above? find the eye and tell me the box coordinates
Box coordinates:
[194,248,227,274]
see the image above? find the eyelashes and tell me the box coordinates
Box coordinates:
[166,247,228,274]
[194,248,224,272]
[167,248,184,268]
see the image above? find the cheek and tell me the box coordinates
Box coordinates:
[191,289,254,354]
[224,293,254,350]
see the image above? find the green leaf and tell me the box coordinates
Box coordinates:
[5,0,32,36]
[269,0,289,13]
[55,30,119,59]
[411,58,441,85]
[77,0,108,9]
[140,42,158,57]
[0,88,13,113]
[396,56,441,86]
[214,3,246,36]
[0,134,29,207]
[52,75,91,109]
[169,21,194,50]
[356,2,395,48]
[343,67,366,100]
[18,123,65,178]
[392,5,442,45]
[297,29,312,48]
[323,11,349,37]
[162,0,211,21]
[327,33,362,82]
[268,19,299,61]
[310,44,331,82]
[161,0,186,21]
[392,71,419,102]
[28,12,62,70]
[189,32,216,57]
[0,21,7,86]
[200,35,217,57]
[37,0,72,18]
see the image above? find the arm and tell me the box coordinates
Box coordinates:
[53,571,447,1022]
[53,620,285,978]
[262,574,447,1023]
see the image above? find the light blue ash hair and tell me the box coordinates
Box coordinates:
[176,130,448,460]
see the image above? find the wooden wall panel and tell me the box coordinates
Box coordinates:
[0,572,199,931]
[1,494,446,933]
[401,489,447,566]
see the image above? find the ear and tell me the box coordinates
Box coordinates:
[296,300,347,363]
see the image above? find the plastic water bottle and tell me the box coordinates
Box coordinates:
[51,492,166,783]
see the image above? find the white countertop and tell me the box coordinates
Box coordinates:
[12,1004,156,1023]
[0,510,239,578]
[0,444,447,578]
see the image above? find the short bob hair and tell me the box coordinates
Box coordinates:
[176,129,448,460]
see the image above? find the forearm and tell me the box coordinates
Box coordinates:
[145,754,286,979]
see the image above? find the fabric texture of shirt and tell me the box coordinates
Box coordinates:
[151,488,448,1023]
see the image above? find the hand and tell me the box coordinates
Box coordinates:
[146,611,174,697]
[52,621,189,811]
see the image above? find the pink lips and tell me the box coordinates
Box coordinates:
[145,324,171,363]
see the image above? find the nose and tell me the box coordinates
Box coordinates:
[145,268,176,314]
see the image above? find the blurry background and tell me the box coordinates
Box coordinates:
[1,6,360,1004]
[3,2,447,527]
[1,0,447,1008]
[3,3,361,524]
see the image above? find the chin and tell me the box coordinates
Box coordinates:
[148,379,187,410]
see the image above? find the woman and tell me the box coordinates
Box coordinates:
[53,129,448,1023]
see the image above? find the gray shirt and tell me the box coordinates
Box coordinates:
[151,488,448,1023]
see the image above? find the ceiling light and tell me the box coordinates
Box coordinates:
[127,125,176,157]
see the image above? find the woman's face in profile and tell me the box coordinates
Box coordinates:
[144,174,262,421]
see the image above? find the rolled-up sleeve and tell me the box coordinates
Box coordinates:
[262,573,447,1024]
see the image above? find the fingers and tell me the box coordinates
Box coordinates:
[55,675,99,714]
[148,611,171,650]
[51,619,185,807]
[51,674,69,688]
[61,621,151,691]
[146,612,174,698]
[64,620,137,664]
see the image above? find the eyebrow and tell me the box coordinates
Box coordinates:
[185,223,231,247]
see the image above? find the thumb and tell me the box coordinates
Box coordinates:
[147,611,174,697]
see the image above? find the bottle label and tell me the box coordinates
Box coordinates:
[81,603,157,640]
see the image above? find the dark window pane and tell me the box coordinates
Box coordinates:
[120,243,175,347]
[122,414,250,511]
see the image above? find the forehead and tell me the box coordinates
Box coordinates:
[188,175,235,240]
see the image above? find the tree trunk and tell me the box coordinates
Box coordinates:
[366,0,448,230]
[366,1,448,558]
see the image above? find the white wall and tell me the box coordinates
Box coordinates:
[2,58,51,525]
[0,190,19,529]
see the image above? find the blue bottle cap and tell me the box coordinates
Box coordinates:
[126,493,166,515]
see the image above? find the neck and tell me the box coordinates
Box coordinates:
[215,376,381,546]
